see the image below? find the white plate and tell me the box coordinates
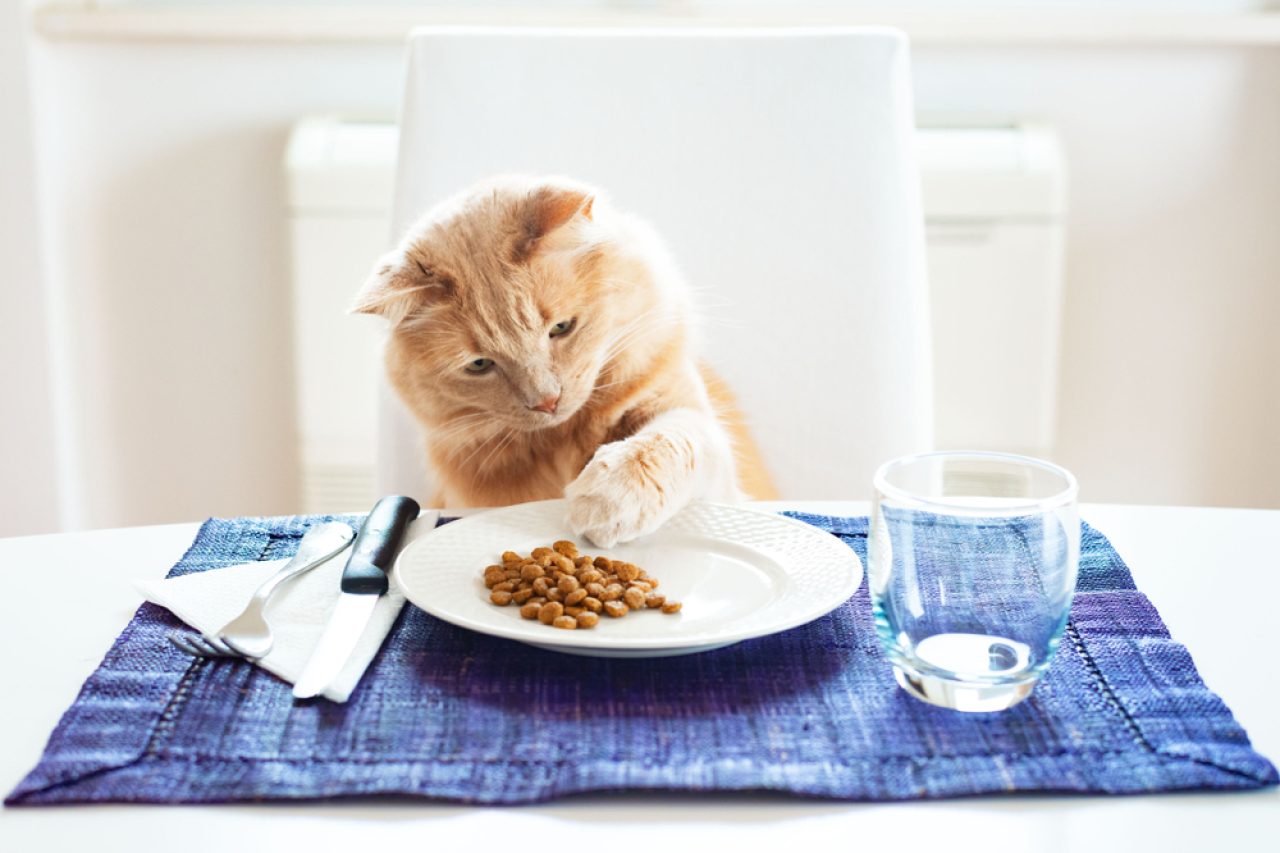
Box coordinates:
[393,499,862,658]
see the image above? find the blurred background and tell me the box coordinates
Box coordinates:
[2,0,1279,536]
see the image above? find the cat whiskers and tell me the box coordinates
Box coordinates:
[590,370,641,394]
[429,411,491,431]
[598,306,678,367]
[681,289,745,332]
[426,413,497,448]
[450,425,514,469]
[433,415,506,464]
[475,427,519,476]
[595,276,736,330]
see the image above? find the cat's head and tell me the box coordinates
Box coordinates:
[353,176,634,431]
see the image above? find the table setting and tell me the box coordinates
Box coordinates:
[5,453,1275,811]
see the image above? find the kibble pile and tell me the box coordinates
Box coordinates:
[483,540,682,630]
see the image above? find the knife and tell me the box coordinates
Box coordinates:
[292,495,421,699]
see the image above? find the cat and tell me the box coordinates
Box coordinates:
[352,175,775,546]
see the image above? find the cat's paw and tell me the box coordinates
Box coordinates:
[565,435,693,548]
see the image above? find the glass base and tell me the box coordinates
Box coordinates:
[892,662,1039,712]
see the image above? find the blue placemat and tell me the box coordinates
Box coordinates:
[7,512,1276,805]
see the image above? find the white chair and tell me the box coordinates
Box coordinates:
[377,26,932,502]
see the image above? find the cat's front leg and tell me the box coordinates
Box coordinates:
[565,407,739,547]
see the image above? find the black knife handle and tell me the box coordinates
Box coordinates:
[340,495,421,595]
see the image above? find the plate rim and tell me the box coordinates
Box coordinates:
[393,499,862,651]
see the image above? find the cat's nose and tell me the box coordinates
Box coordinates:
[529,393,560,415]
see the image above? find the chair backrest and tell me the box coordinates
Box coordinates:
[378,27,932,502]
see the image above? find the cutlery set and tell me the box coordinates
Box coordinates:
[166,495,421,700]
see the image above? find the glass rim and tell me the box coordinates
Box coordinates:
[873,450,1079,512]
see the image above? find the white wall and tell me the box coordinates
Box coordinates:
[0,0,59,537]
[26,39,403,530]
[911,46,1280,508]
[20,29,1280,530]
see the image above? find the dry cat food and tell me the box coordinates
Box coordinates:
[483,539,681,630]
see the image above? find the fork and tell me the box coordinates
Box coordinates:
[167,632,241,658]
[167,520,355,659]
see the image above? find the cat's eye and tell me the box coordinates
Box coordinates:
[465,358,495,374]
[549,318,577,338]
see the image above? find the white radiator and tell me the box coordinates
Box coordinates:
[285,119,394,513]
[916,124,1067,457]
[285,117,1066,512]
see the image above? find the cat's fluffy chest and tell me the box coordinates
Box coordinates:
[441,397,658,506]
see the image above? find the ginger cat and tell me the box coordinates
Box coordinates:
[352,176,775,546]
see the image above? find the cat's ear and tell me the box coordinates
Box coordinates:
[520,186,595,258]
[350,251,446,326]
[531,186,594,235]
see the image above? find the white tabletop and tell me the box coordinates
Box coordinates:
[1,502,1277,851]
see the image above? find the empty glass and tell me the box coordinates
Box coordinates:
[868,451,1079,712]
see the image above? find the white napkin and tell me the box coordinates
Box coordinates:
[136,514,438,703]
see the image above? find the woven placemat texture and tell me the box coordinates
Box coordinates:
[7,512,1276,805]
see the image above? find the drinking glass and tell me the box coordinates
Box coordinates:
[868,451,1079,712]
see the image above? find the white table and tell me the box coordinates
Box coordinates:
[2,502,1276,851]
